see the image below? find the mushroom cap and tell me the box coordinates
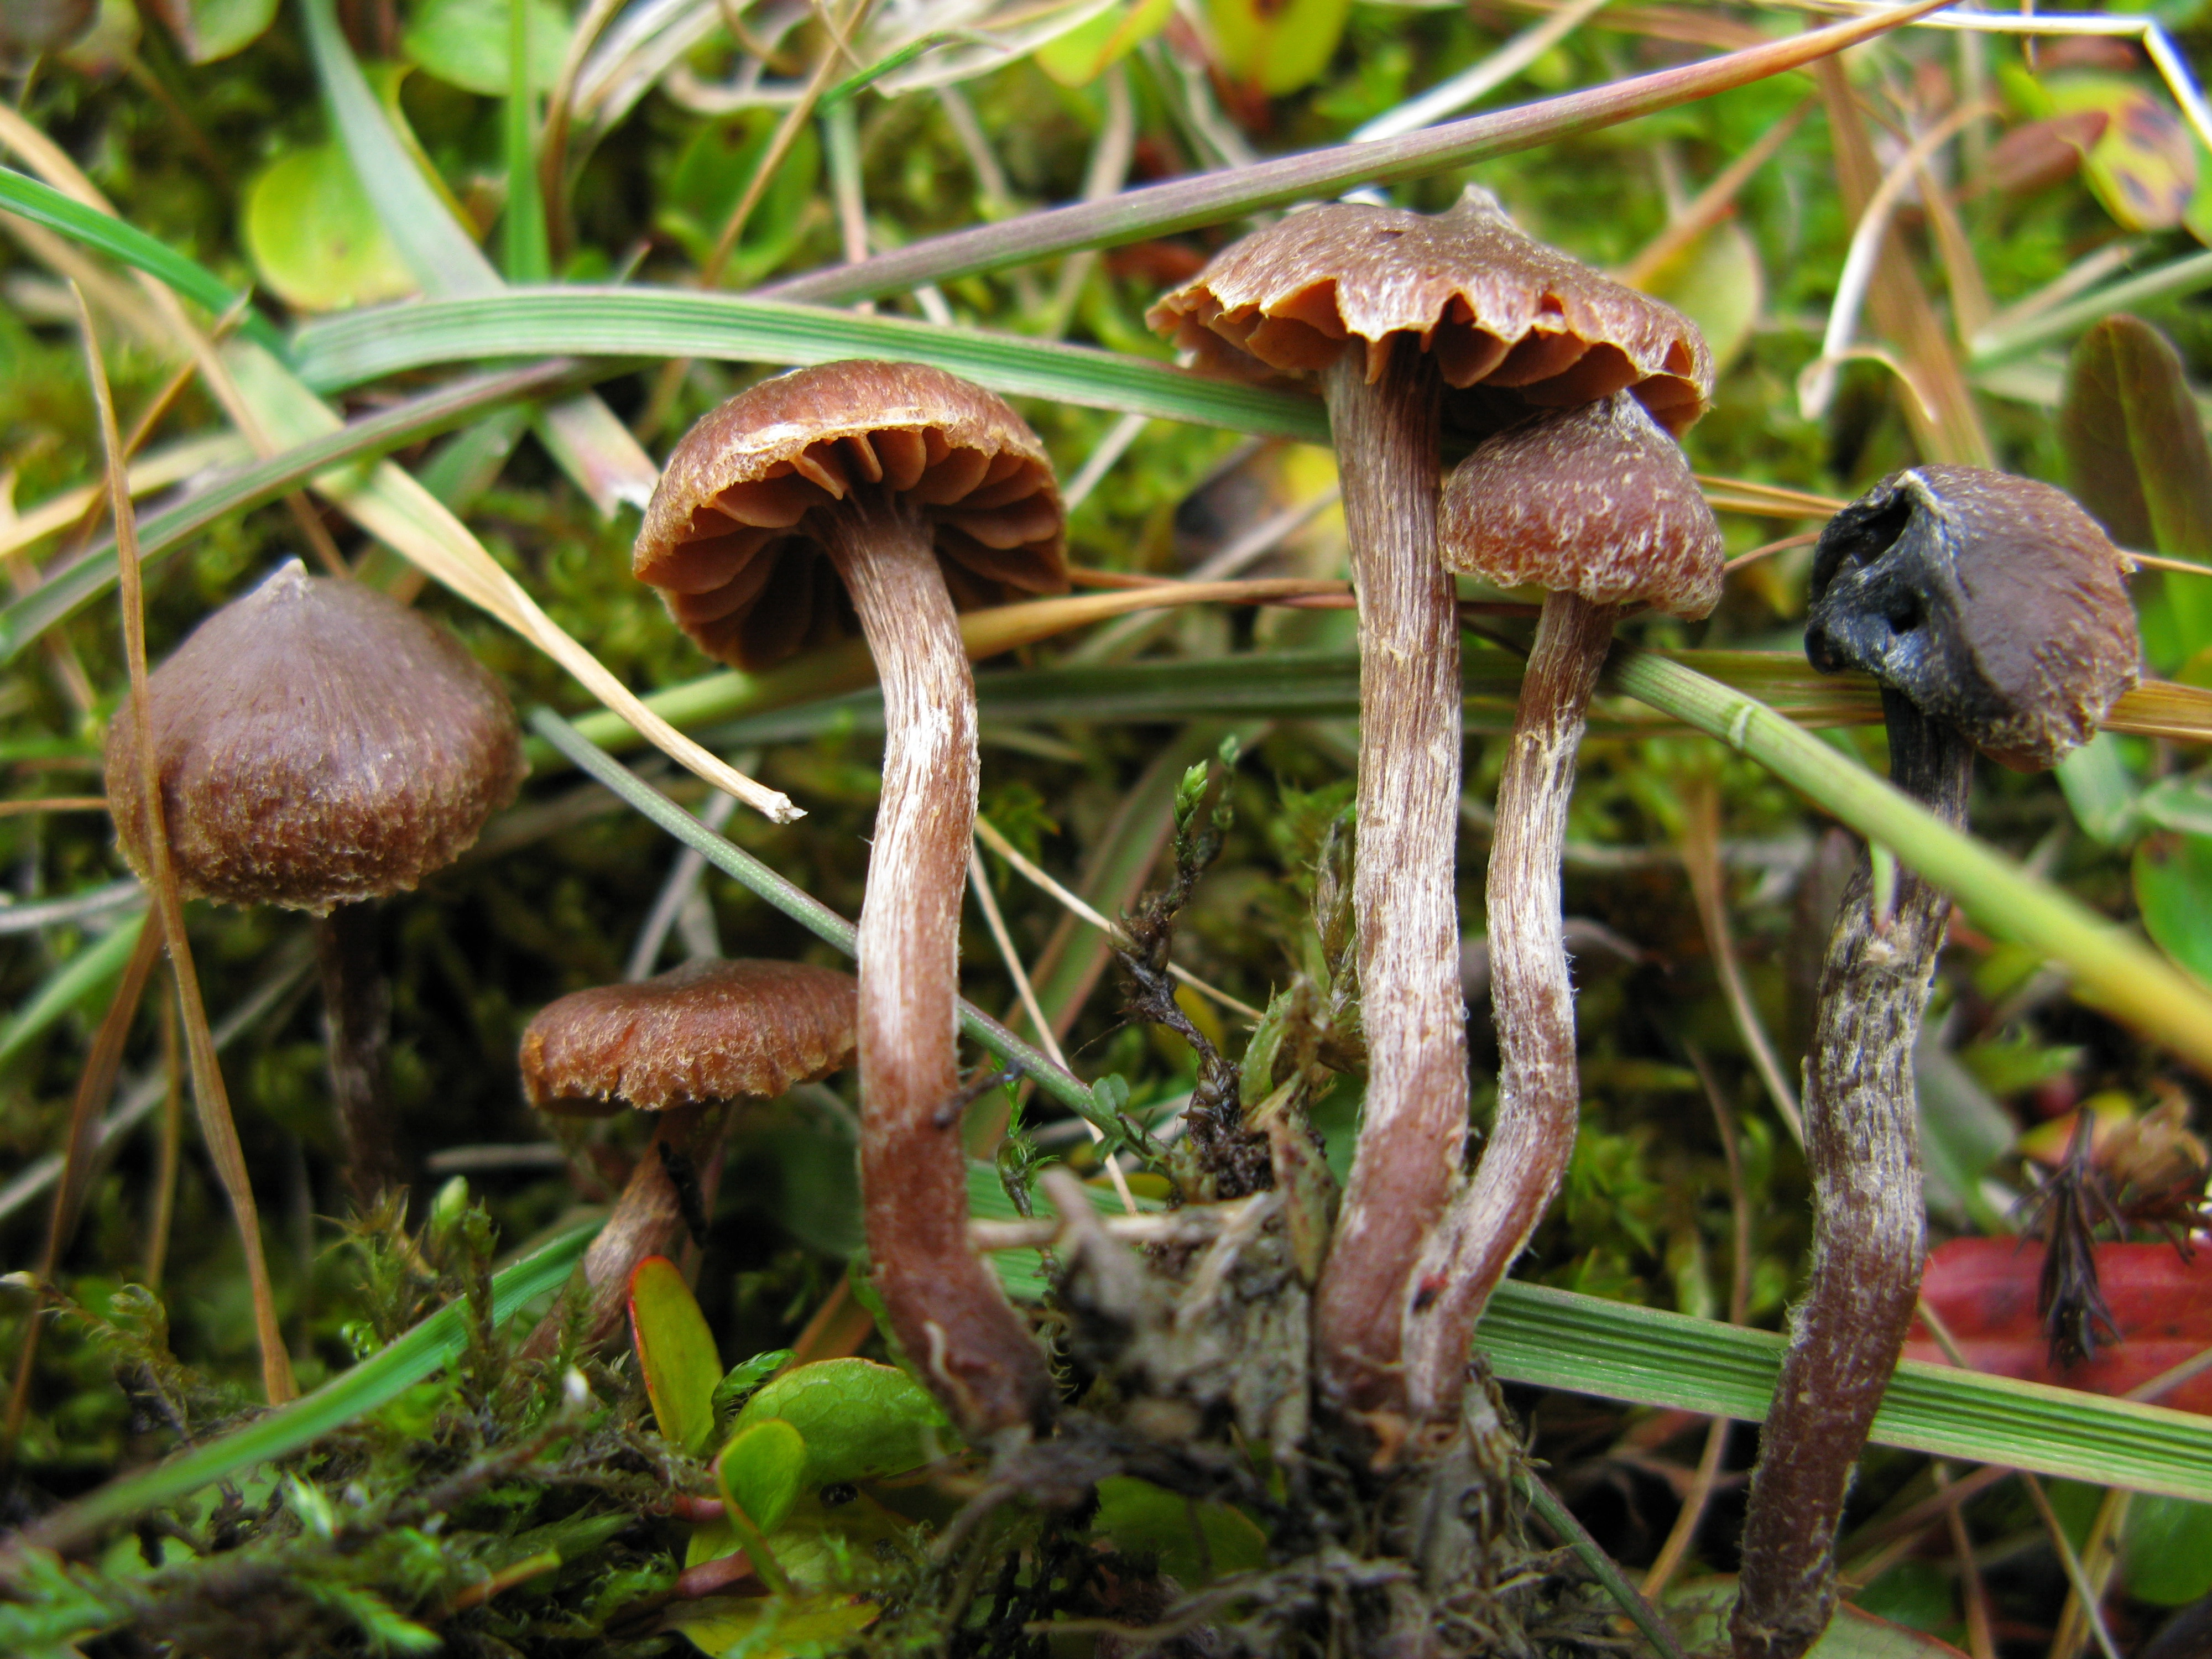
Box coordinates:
[1805,465,2141,770]
[520,958,860,1113]
[634,359,1070,671]
[104,560,526,912]
[1438,392,1725,618]
[1146,186,1714,438]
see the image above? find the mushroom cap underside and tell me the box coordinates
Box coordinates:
[1439,392,1724,618]
[520,957,860,1113]
[1147,187,1713,437]
[104,560,526,912]
[635,359,1070,671]
[1804,464,2141,769]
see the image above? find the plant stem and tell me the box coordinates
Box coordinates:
[820,491,1054,1440]
[1311,342,1467,1418]
[1401,590,1616,1422]
[1731,693,1971,1659]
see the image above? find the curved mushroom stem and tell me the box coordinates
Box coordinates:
[315,902,404,1208]
[1731,692,1971,1659]
[1400,588,1618,1424]
[1310,339,1470,1420]
[818,489,1054,1443]
[523,1100,729,1357]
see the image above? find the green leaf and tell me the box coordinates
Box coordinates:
[629,1256,724,1457]
[1093,1476,1269,1586]
[665,1588,878,1659]
[717,1418,809,1535]
[1203,0,1350,96]
[653,112,822,283]
[166,0,278,62]
[0,165,288,357]
[242,143,419,312]
[1637,218,1763,375]
[401,0,568,96]
[733,1359,953,1484]
[499,0,549,283]
[2043,74,2199,232]
[0,911,147,1073]
[2133,832,2212,988]
[2122,1494,2212,1604]
[1036,0,1172,87]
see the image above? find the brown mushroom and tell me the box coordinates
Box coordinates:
[1150,190,1712,1418]
[105,559,525,1203]
[520,958,859,1350]
[634,360,1067,1442]
[1731,467,2138,1659]
[1399,392,1722,1425]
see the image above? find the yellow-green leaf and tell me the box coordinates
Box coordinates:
[2046,74,2198,232]
[717,1418,809,1537]
[402,0,568,96]
[1203,0,1350,97]
[629,1256,723,1457]
[1036,0,1173,87]
[665,1589,878,1659]
[242,143,418,312]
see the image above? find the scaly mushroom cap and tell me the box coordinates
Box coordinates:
[520,958,859,1114]
[1805,466,2141,770]
[1439,392,1725,618]
[105,560,525,912]
[634,360,1070,671]
[1146,186,1714,437]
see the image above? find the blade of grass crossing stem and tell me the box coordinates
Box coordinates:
[1477,1281,2212,1501]
[76,292,296,1406]
[754,0,1950,307]
[0,359,597,661]
[296,0,656,516]
[215,340,797,824]
[1606,644,2212,1073]
[0,167,289,358]
[2,913,165,1462]
[12,1222,598,1558]
[526,707,1114,1131]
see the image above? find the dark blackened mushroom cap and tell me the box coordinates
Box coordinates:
[520,958,859,1113]
[1805,465,2141,770]
[634,360,1070,671]
[1146,186,1714,437]
[1439,391,1725,617]
[105,560,525,911]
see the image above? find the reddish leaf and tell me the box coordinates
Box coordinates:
[1908,1237,2212,1412]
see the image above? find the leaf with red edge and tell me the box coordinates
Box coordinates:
[630,1255,723,1457]
[1908,1237,2212,1412]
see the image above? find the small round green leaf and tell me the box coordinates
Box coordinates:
[732,1358,952,1485]
[716,1418,809,1537]
[402,0,568,96]
[242,143,419,313]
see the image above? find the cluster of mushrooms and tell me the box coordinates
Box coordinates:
[102,187,2146,1658]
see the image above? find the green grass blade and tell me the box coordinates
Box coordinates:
[0,359,597,663]
[16,1222,598,1556]
[1608,644,2212,1074]
[755,0,1948,306]
[290,289,1326,439]
[1479,1281,2212,1503]
[0,911,149,1072]
[527,707,1105,1124]
[0,166,289,358]
[1972,248,2212,368]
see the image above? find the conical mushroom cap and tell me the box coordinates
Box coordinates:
[520,958,860,1113]
[104,560,526,911]
[635,360,1070,671]
[1440,392,1724,618]
[1147,187,1713,437]
[1805,466,2141,770]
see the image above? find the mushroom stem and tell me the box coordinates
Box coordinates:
[315,903,403,1207]
[1400,588,1619,1422]
[1731,690,1971,1659]
[1310,340,1470,1418]
[817,489,1053,1441]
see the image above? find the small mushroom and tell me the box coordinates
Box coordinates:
[1731,467,2138,1659]
[1149,189,1711,1419]
[519,958,859,1350]
[634,361,1067,1442]
[1399,392,1722,1426]
[104,559,525,1203]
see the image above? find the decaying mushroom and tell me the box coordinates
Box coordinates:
[1400,392,1722,1426]
[1150,187,1712,1420]
[105,559,525,1202]
[520,958,858,1350]
[1731,466,2138,1659]
[634,361,1067,1442]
